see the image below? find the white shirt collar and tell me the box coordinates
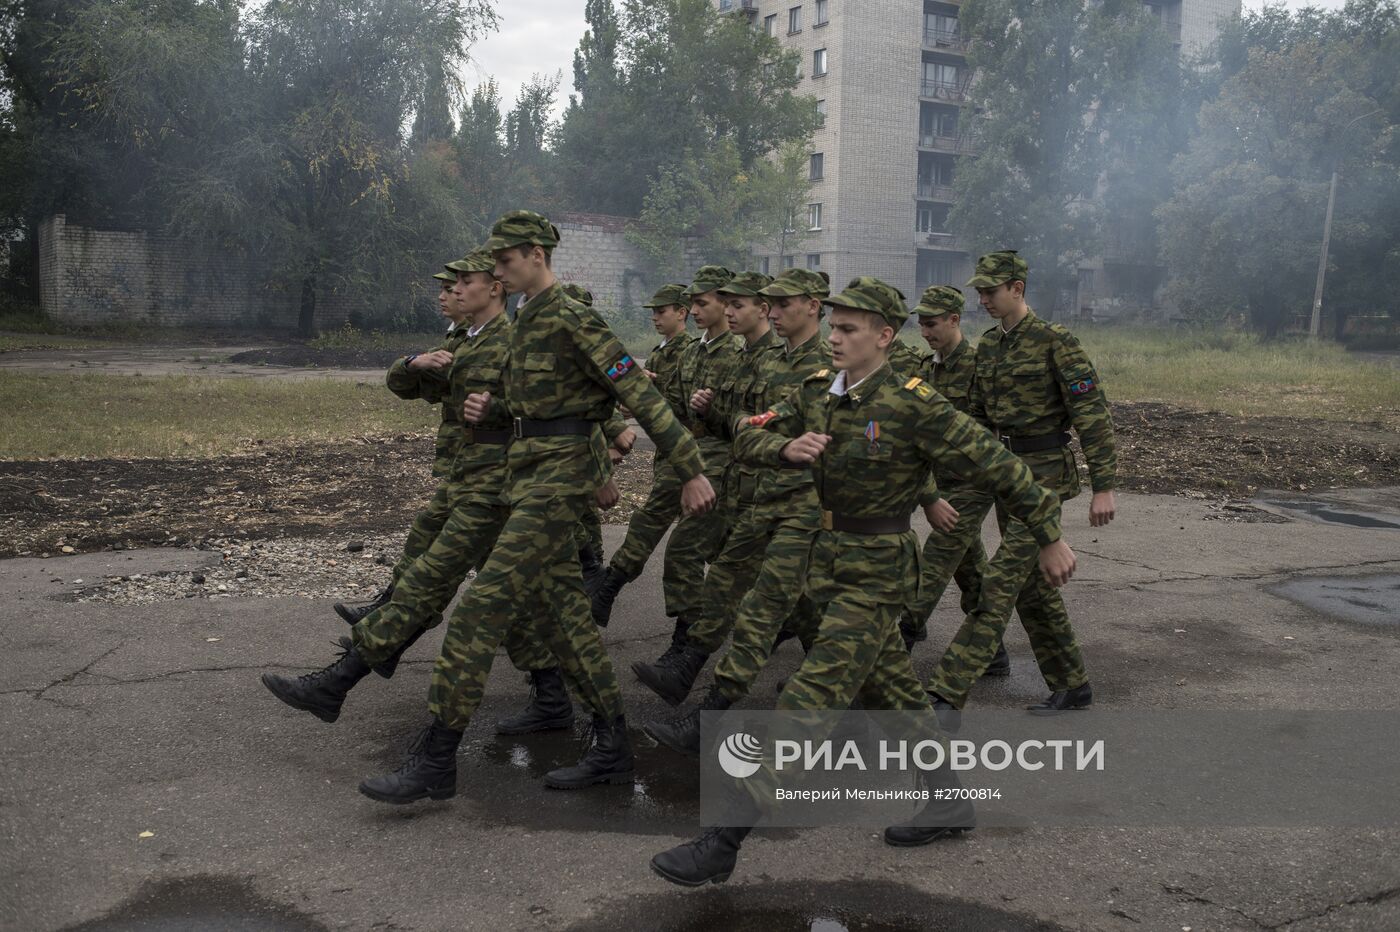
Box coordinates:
[828,370,875,397]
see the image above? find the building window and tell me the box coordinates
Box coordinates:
[916,206,936,233]
[788,5,802,34]
[764,13,777,36]
[718,0,733,9]
[807,253,822,269]
[759,256,771,275]
[807,203,823,230]
[815,99,827,125]
[922,62,961,97]
[782,255,796,269]
[815,0,829,26]
[813,48,828,76]
[809,152,824,180]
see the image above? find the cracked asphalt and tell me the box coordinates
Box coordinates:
[3,491,1400,931]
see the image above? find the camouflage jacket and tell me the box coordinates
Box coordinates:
[646,330,696,420]
[446,312,513,493]
[889,336,930,378]
[706,327,780,443]
[668,329,741,475]
[499,282,704,499]
[969,309,1117,499]
[745,332,832,506]
[918,336,977,490]
[734,361,1062,554]
[386,325,471,478]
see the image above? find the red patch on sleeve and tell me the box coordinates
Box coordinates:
[749,410,778,427]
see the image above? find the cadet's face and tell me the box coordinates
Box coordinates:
[724,296,768,337]
[690,292,725,329]
[456,271,499,318]
[978,282,1023,319]
[651,305,686,335]
[492,247,542,294]
[827,308,892,372]
[769,295,817,339]
[437,283,454,317]
[919,313,960,351]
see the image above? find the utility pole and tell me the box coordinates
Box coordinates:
[1310,109,1382,339]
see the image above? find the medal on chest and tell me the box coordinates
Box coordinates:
[864,420,881,455]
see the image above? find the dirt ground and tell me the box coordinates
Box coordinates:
[4,401,1400,559]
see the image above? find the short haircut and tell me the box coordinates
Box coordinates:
[514,243,552,267]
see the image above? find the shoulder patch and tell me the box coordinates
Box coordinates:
[903,377,924,390]
[806,368,831,381]
[748,410,779,427]
[606,354,637,382]
[1068,377,1097,396]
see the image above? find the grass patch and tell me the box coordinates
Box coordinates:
[1073,326,1400,425]
[0,371,439,460]
[0,332,106,352]
[309,322,445,352]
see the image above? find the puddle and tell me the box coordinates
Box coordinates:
[1251,497,1400,530]
[566,879,1067,931]
[64,876,326,931]
[1270,574,1400,628]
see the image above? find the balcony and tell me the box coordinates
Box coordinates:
[917,180,956,201]
[917,230,962,251]
[922,28,968,53]
[918,131,981,155]
[920,81,967,103]
[717,0,758,13]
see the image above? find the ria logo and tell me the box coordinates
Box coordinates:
[717,732,764,779]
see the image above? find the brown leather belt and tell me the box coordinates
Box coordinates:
[464,428,511,445]
[821,511,911,534]
[512,417,595,439]
[999,431,1071,454]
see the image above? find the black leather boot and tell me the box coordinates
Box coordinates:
[494,667,575,734]
[928,691,962,734]
[632,643,708,706]
[358,717,462,804]
[651,825,752,886]
[589,567,629,627]
[543,715,635,789]
[366,628,425,680]
[898,612,927,653]
[982,642,1011,677]
[655,615,691,665]
[1027,681,1092,715]
[334,584,393,625]
[260,640,372,723]
[579,544,606,599]
[643,684,732,755]
[883,766,977,847]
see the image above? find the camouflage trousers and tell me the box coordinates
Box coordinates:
[352,492,553,674]
[683,496,822,693]
[660,457,731,619]
[607,457,683,581]
[904,486,992,642]
[390,480,457,583]
[429,492,625,731]
[926,504,1088,708]
[575,504,604,564]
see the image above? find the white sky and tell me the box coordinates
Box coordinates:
[466,0,1352,121]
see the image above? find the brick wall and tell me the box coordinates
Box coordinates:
[37,214,355,330]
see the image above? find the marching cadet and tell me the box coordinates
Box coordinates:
[925,251,1117,715]
[898,285,1008,677]
[650,276,1075,886]
[333,267,472,624]
[591,284,696,625]
[356,212,716,803]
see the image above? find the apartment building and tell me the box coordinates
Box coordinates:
[716,0,1240,316]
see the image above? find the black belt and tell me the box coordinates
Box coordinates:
[777,461,811,470]
[821,511,911,534]
[464,427,511,445]
[999,431,1071,454]
[512,417,595,439]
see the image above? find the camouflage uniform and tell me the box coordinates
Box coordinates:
[383,317,473,583]
[659,266,741,621]
[605,284,697,581]
[428,214,706,731]
[927,252,1117,708]
[731,277,1064,717]
[903,286,991,644]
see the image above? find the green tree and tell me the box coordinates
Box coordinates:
[1157,1,1399,337]
[949,0,1180,317]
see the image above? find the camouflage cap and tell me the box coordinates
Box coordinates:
[717,270,774,297]
[562,282,594,306]
[823,276,909,328]
[759,268,831,299]
[966,250,1028,289]
[683,265,735,298]
[444,247,496,276]
[914,284,965,318]
[643,283,689,309]
[485,210,562,252]
[433,270,457,283]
